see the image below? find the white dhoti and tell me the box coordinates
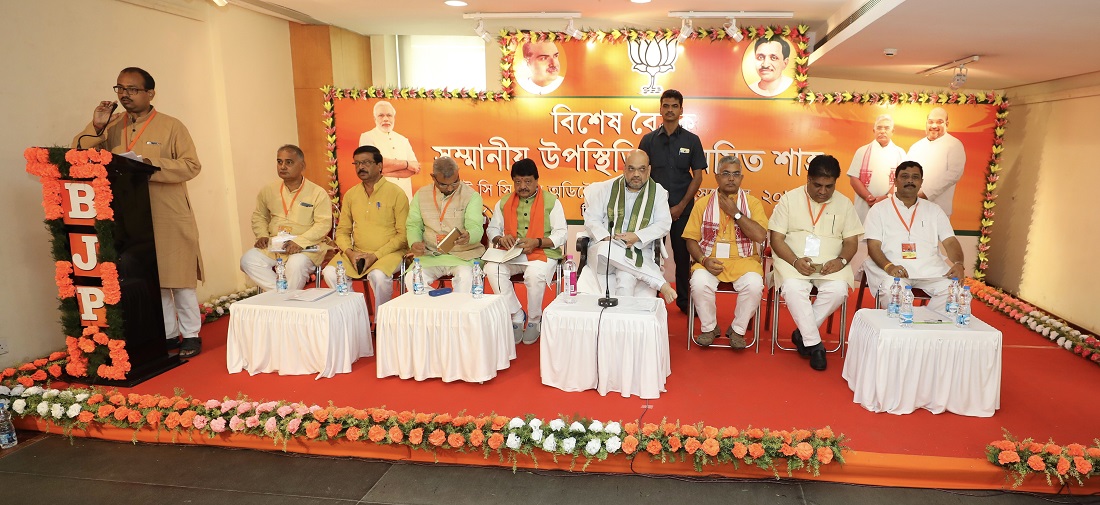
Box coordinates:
[690,270,764,334]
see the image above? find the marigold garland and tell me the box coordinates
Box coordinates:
[987,432,1100,487]
[100,262,121,305]
[55,261,76,299]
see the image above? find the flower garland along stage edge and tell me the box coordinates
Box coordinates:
[201,287,262,323]
[965,279,1100,366]
[24,146,131,382]
[0,385,846,477]
[987,432,1100,488]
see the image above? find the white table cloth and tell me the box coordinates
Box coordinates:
[226,290,372,379]
[842,307,1002,417]
[375,292,514,382]
[540,295,671,399]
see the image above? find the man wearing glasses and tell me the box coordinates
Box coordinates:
[322,146,409,312]
[72,67,205,358]
[682,156,769,349]
[404,156,485,293]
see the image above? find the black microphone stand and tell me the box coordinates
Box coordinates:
[598,220,618,308]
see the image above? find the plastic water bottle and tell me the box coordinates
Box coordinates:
[886,277,902,318]
[956,286,973,327]
[411,258,426,295]
[471,260,485,299]
[900,286,914,327]
[0,400,17,449]
[335,260,349,296]
[563,254,577,304]
[945,277,960,314]
[275,258,288,293]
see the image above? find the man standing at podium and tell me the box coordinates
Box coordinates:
[73,67,204,358]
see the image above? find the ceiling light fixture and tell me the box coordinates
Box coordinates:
[677,18,693,42]
[565,18,583,39]
[918,55,980,76]
[949,65,969,90]
[723,19,744,42]
[631,0,651,3]
[212,0,228,6]
[474,19,494,43]
[444,1,467,6]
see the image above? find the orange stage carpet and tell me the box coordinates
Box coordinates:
[20,286,1100,493]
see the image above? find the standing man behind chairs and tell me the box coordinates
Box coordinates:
[682,156,769,349]
[73,67,204,358]
[240,145,332,292]
[359,101,420,200]
[405,156,485,293]
[769,155,863,371]
[638,89,707,314]
[847,115,907,222]
[864,161,965,312]
[907,107,966,216]
[322,145,409,313]
[484,159,568,345]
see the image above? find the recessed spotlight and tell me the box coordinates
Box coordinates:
[631,0,651,3]
[445,0,467,6]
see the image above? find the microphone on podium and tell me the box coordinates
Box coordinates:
[76,102,118,149]
[598,220,619,308]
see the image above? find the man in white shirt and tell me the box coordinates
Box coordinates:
[359,101,420,200]
[579,150,677,302]
[747,37,795,97]
[517,41,564,95]
[769,155,863,371]
[864,161,966,312]
[907,107,966,216]
[484,159,568,344]
[847,114,908,281]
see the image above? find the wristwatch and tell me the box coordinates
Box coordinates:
[838,257,848,266]
[733,212,742,220]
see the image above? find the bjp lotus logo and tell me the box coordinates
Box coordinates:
[628,38,679,95]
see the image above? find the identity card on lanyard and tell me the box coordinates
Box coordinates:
[803,190,826,257]
[892,197,919,259]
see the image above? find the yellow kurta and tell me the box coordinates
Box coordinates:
[73,108,203,288]
[251,179,332,266]
[682,192,769,282]
[768,185,864,288]
[331,178,409,278]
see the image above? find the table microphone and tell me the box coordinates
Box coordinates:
[598,220,618,308]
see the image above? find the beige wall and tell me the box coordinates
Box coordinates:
[989,72,1100,333]
[0,0,298,367]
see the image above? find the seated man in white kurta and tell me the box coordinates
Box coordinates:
[579,149,677,303]
[404,156,484,293]
[769,154,863,372]
[864,161,966,312]
[484,159,568,345]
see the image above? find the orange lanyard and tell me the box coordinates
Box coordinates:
[433,190,454,227]
[890,197,919,233]
[281,183,302,217]
[804,189,827,230]
[122,110,158,152]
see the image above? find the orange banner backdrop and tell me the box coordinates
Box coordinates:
[333,36,995,232]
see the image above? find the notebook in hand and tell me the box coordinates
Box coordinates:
[437,228,461,253]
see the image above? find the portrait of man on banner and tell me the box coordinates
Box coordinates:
[359,101,421,200]
[516,41,566,95]
[743,36,796,97]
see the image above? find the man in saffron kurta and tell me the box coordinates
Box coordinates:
[323,146,408,313]
[484,159,568,345]
[240,145,332,292]
[405,156,485,293]
[73,67,204,357]
[682,156,769,349]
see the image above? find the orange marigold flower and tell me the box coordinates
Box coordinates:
[1044,444,1062,455]
[1056,457,1071,475]
[469,429,485,447]
[96,405,115,418]
[491,416,508,431]
[158,397,174,409]
[1027,455,1046,471]
[313,408,329,423]
[93,332,109,345]
[815,427,834,440]
[1028,442,1043,453]
[795,442,813,461]
[793,429,812,442]
[408,428,424,445]
[487,432,504,450]
[368,425,387,442]
[701,438,720,457]
[305,421,321,439]
[641,423,658,436]
[2,367,16,377]
[680,425,700,438]
[998,450,1020,465]
[415,412,433,424]
[473,417,487,429]
[48,351,67,361]
[817,447,834,464]
[622,435,639,454]
[991,440,1016,451]
[428,429,446,447]
[353,409,369,420]
[624,422,638,435]
[1087,448,1100,459]
[325,423,342,439]
[395,411,414,423]
[127,394,141,404]
[433,413,452,425]
[31,370,47,381]
[113,407,130,421]
[779,431,792,444]
[345,426,363,441]
[645,440,663,455]
[448,433,465,448]
[18,363,37,372]
[667,435,681,452]
[331,407,351,419]
[173,400,190,411]
[780,443,796,456]
[1074,456,1093,475]
[748,443,765,459]
[109,394,126,406]
[663,423,677,436]
[180,411,197,428]
[371,409,389,423]
[17,376,34,387]
[720,427,738,439]
[33,358,48,367]
[146,410,162,427]
[126,410,142,424]
[78,338,96,353]
[684,437,701,455]
[107,340,125,350]
[747,428,764,439]
[452,415,469,427]
[702,426,719,439]
[77,411,95,423]
[165,412,181,429]
[1066,444,1086,457]
[388,426,404,443]
[732,442,748,459]
[138,395,158,409]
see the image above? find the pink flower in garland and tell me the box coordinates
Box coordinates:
[264,417,278,433]
[193,415,208,430]
[229,415,245,431]
[209,417,226,433]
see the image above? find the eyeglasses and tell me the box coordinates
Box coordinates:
[352,160,378,167]
[433,178,462,190]
[716,171,742,179]
[112,85,148,95]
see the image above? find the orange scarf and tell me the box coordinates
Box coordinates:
[503,189,547,262]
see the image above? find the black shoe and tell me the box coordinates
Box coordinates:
[809,345,827,371]
[165,337,181,351]
[179,338,202,358]
[791,330,811,358]
[677,302,690,315]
